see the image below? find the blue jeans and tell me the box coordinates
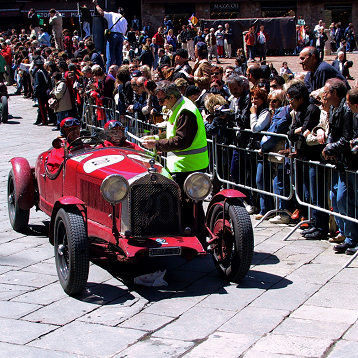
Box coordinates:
[56,110,70,128]
[273,163,289,210]
[246,45,254,60]
[256,160,273,215]
[331,170,358,245]
[106,33,124,72]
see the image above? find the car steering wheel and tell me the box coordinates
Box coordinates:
[67,136,104,152]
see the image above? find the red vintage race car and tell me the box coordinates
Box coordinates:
[7,135,254,296]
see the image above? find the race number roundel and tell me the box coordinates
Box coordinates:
[83,155,124,173]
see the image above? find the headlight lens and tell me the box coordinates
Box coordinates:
[183,172,212,201]
[100,175,129,205]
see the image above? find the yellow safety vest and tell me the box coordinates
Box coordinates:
[166,96,209,173]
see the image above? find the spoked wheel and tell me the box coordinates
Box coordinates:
[54,208,89,296]
[7,170,30,232]
[1,96,8,123]
[210,203,254,282]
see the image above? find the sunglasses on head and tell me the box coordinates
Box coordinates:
[63,118,80,128]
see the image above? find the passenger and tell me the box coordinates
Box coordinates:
[46,117,81,172]
[101,120,141,150]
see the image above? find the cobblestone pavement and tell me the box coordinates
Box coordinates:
[1,61,358,357]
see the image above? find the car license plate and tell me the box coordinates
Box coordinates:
[149,247,182,257]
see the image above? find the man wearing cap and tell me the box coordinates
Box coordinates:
[33,56,49,126]
[142,81,209,230]
[101,120,141,149]
[172,49,192,81]
[46,118,81,172]
[94,0,128,71]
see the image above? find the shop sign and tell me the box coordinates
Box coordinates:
[211,3,240,12]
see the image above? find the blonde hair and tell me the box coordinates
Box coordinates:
[204,94,227,114]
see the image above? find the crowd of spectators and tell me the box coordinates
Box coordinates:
[0,12,357,253]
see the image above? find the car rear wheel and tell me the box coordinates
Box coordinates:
[210,203,254,282]
[1,96,8,123]
[7,169,30,232]
[54,208,89,296]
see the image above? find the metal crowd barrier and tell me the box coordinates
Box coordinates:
[82,100,358,268]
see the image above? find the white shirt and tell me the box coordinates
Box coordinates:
[104,11,127,34]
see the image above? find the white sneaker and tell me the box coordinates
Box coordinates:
[269,215,290,224]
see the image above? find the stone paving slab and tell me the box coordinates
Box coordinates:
[152,306,236,341]
[250,333,333,357]
[0,342,81,358]
[0,317,58,344]
[184,332,260,358]
[219,306,290,336]
[113,337,194,358]
[327,341,358,358]
[28,321,146,357]
[0,300,42,319]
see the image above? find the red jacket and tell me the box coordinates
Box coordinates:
[1,46,12,65]
[244,32,255,46]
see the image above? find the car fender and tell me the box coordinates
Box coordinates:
[9,157,35,210]
[205,189,246,226]
[49,197,87,244]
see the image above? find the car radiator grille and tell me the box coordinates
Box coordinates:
[130,183,181,237]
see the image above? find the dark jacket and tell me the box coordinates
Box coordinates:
[304,61,348,94]
[332,59,350,78]
[288,102,321,160]
[33,67,49,98]
[172,62,192,81]
[324,98,353,168]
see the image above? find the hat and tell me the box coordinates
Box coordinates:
[60,117,80,129]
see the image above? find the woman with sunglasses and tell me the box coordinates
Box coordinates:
[260,90,292,224]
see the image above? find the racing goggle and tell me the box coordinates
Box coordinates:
[106,121,125,130]
[62,118,81,128]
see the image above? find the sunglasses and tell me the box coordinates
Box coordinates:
[212,72,220,75]
[158,96,169,104]
[107,121,124,130]
[63,118,80,128]
[268,99,279,104]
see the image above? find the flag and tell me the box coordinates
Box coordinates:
[189,14,198,26]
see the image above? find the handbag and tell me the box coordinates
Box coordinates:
[267,139,286,163]
[104,15,122,39]
[48,97,59,110]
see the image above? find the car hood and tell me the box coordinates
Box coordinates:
[68,147,166,181]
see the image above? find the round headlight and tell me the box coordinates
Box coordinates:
[100,175,129,205]
[183,172,212,201]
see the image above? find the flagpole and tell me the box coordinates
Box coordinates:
[77,2,83,39]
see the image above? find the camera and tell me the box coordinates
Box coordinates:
[213,105,235,123]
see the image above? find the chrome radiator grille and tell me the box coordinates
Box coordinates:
[129,179,181,237]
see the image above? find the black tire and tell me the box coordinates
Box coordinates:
[7,170,30,232]
[1,96,8,123]
[210,203,254,282]
[54,208,89,296]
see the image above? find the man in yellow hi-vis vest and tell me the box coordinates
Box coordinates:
[142,81,209,230]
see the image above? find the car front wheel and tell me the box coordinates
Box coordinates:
[54,208,89,296]
[7,169,30,232]
[210,203,254,282]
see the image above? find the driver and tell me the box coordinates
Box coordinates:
[101,120,141,150]
[46,117,81,172]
